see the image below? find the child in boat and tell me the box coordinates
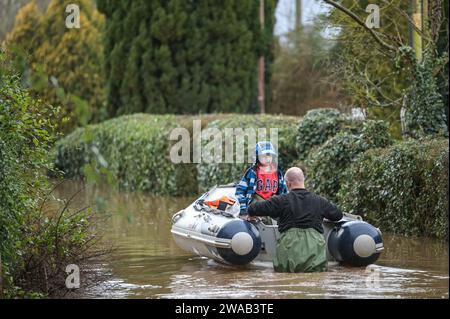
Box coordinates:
[235,141,288,217]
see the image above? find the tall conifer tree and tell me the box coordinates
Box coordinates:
[97,0,278,116]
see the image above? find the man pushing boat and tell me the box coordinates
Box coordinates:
[247,167,343,273]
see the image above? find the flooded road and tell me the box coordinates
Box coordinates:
[55,181,449,299]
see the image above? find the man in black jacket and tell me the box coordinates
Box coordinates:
[247,167,343,272]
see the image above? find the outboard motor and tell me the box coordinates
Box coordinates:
[327,221,383,266]
[216,220,262,265]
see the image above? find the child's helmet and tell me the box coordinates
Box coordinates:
[256,141,277,156]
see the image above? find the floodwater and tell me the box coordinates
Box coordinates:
[54,181,449,299]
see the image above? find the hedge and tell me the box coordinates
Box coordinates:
[305,120,393,201]
[338,138,449,240]
[196,114,300,192]
[296,108,343,160]
[54,113,300,195]
[54,114,199,196]
[1,50,99,298]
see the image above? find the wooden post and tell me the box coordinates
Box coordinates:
[258,0,265,114]
[295,0,302,31]
[411,0,423,62]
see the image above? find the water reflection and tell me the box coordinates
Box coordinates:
[54,180,449,299]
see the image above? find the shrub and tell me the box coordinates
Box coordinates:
[1,50,103,298]
[338,138,449,240]
[6,0,106,131]
[305,120,393,201]
[296,108,344,160]
[1,50,57,293]
[196,114,300,192]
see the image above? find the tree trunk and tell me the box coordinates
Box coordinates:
[259,0,266,114]
[411,0,424,61]
[295,0,302,31]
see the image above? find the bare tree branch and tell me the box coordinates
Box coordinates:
[322,0,397,53]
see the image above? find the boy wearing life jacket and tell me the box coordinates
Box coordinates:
[235,141,288,217]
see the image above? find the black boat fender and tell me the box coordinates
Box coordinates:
[327,220,383,267]
[216,220,262,265]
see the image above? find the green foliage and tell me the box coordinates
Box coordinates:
[54,113,300,195]
[338,138,449,240]
[321,0,411,131]
[1,49,58,287]
[6,0,106,131]
[1,49,102,298]
[296,108,345,160]
[196,114,300,192]
[321,0,449,139]
[97,0,278,116]
[11,202,98,298]
[403,48,449,137]
[305,120,393,201]
[54,114,199,196]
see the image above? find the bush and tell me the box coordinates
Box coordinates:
[196,114,300,192]
[54,114,199,196]
[1,50,103,298]
[305,120,393,201]
[1,50,57,294]
[296,108,343,160]
[338,138,449,240]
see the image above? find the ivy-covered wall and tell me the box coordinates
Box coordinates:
[338,138,449,240]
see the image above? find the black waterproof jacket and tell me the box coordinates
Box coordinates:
[247,188,343,234]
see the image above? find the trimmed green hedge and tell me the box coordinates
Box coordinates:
[196,114,300,192]
[54,114,198,196]
[338,138,449,240]
[54,113,300,195]
[305,120,393,201]
[296,108,344,160]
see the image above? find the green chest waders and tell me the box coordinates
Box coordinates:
[273,228,327,273]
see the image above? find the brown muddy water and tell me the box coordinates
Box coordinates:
[54,181,449,299]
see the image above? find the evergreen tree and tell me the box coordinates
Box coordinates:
[5,1,42,53]
[0,0,50,41]
[97,0,278,116]
[6,0,106,131]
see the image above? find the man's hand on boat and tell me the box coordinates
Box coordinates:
[239,213,260,222]
[247,216,260,222]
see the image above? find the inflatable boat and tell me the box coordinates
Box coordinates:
[171,184,384,267]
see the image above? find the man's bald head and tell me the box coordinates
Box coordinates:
[284,167,305,190]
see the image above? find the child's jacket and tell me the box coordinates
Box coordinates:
[236,163,288,212]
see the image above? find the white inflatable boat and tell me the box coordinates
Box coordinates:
[171,184,384,267]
